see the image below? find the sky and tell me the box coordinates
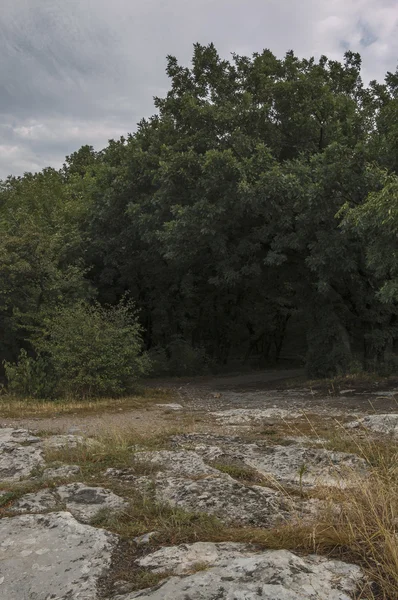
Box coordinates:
[0,0,397,178]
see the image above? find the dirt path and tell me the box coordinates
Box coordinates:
[1,368,398,434]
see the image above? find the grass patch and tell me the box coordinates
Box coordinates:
[97,537,172,598]
[94,425,398,599]
[0,387,172,419]
[211,462,265,485]
[0,478,61,513]
[43,426,177,479]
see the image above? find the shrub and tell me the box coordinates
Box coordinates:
[4,349,56,398]
[4,300,151,398]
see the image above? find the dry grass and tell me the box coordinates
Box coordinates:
[43,426,177,478]
[0,387,172,419]
[93,423,398,599]
[92,496,224,545]
[1,388,397,598]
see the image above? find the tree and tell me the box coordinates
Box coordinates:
[0,169,90,371]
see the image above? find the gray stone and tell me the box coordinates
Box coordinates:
[56,482,128,522]
[0,427,44,481]
[137,542,254,574]
[210,408,300,425]
[152,474,288,525]
[0,428,41,445]
[346,414,398,437]
[42,464,81,479]
[0,511,116,600]
[156,403,184,410]
[43,434,88,449]
[11,482,128,523]
[243,444,367,488]
[134,450,221,477]
[172,433,366,489]
[134,531,159,546]
[10,488,59,514]
[135,470,315,527]
[119,547,363,600]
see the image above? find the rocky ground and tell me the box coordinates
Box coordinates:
[1,371,398,599]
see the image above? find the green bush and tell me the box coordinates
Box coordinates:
[4,349,56,398]
[4,300,151,398]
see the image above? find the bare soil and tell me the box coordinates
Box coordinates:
[1,369,397,434]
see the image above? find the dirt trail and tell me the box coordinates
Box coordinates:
[1,368,398,434]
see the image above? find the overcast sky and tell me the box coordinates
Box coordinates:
[0,0,397,178]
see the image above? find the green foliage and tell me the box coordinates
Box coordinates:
[344,175,398,302]
[2,44,398,385]
[0,169,91,367]
[4,349,54,398]
[5,301,150,398]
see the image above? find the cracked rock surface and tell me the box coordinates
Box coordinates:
[117,546,363,600]
[172,433,367,488]
[11,482,128,523]
[110,449,321,526]
[0,418,369,599]
[0,511,117,600]
[0,428,44,481]
[347,413,398,437]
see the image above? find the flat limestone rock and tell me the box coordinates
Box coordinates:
[43,434,89,449]
[11,482,128,523]
[172,433,367,489]
[57,482,128,522]
[41,464,81,479]
[133,471,314,527]
[346,414,398,437]
[0,427,44,481]
[154,475,289,526]
[244,444,367,488]
[0,511,116,600]
[0,428,42,445]
[210,408,300,425]
[156,403,184,411]
[133,450,222,477]
[119,547,363,600]
[137,541,255,574]
[10,488,60,513]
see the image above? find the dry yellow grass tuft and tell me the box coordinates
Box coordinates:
[0,388,172,419]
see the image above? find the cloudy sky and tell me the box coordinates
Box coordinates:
[0,0,397,178]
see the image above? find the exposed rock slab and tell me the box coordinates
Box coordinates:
[244,444,367,488]
[125,450,320,527]
[150,474,294,526]
[172,433,367,489]
[11,482,127,523]
[10,488,60,513]
[210,408,300,425]
[137,541,255,574]
[133,450,222,477]
[57,482,128,522]
[43,434,90,449]
[119,547,363,600]
[0,427,44,481]
[41,464,81,479]
[0,511,116,600]
[347,414,398,437]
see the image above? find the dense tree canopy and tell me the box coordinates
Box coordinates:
[1,45,398,394]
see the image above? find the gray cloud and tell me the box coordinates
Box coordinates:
[0,0,397,178]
